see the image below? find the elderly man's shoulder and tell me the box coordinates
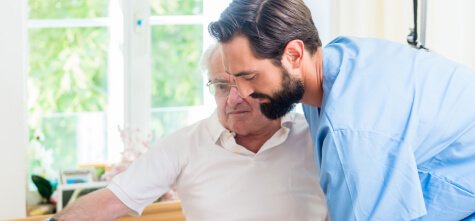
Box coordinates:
[285,112,310,129]
[288,111,306,120]
[286,111,307,124]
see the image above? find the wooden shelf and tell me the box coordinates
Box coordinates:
[119,201,185,221]
[9,201,185,221]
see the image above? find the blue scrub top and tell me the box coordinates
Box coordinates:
[303,36,475,220]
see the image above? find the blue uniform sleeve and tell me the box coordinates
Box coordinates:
[321,129,427,220]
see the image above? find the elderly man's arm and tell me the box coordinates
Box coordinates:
[52,188,132,221]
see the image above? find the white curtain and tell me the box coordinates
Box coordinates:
[309,0,475,69]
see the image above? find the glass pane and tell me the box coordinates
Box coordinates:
[29,27,108,113]
[151,24,204,137]
[151,0,203,16]
[28,0,108,19]
[151,107,208,137]
[151,25,203,107]
[29,112,107,181]
[151,109,190,137]
[28,27,108,181]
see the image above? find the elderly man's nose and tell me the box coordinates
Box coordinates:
[227,87,244,104]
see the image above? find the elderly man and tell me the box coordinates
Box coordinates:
[48,44,327,221]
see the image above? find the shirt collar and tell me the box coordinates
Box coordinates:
[206,110,296,155]
[206,110,228,144]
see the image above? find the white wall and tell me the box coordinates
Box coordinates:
[426,0,475,69]
[309,0,475,69]
[0,0,27,219]
[305,0,333,45]
[320,0,413,44]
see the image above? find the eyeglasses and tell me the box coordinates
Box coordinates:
[206,80,238,97]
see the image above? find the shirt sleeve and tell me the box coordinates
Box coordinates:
[320,129,427,220]
[107,138,185,215]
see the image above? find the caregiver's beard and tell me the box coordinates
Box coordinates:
[250,67,305,120]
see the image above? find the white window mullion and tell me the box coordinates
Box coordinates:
[123,0,151,137]
[107,0,153,160]
[106,0,126,162]
[28,18,109,28]
[150,15,204,25]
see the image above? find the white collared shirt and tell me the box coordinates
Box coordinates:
[108,112,327,221]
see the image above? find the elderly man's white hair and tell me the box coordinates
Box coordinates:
[200,43,221,78]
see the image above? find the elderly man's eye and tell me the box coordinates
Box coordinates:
[216,84,230,94]
[217,84,228,90]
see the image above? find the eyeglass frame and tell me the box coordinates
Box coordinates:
[206,80,239,97]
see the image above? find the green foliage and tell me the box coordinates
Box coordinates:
[151,25,203,107]
[151,0,203,16]
[28,0,108,19]
[28,27,108,114]
[31,175,54,202]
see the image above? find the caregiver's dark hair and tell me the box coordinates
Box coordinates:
[209,0,322,65]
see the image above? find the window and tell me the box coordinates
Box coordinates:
[28,0,110,181]
[27,0,230,184]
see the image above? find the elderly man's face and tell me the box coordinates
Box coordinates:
[208,50,277,135]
